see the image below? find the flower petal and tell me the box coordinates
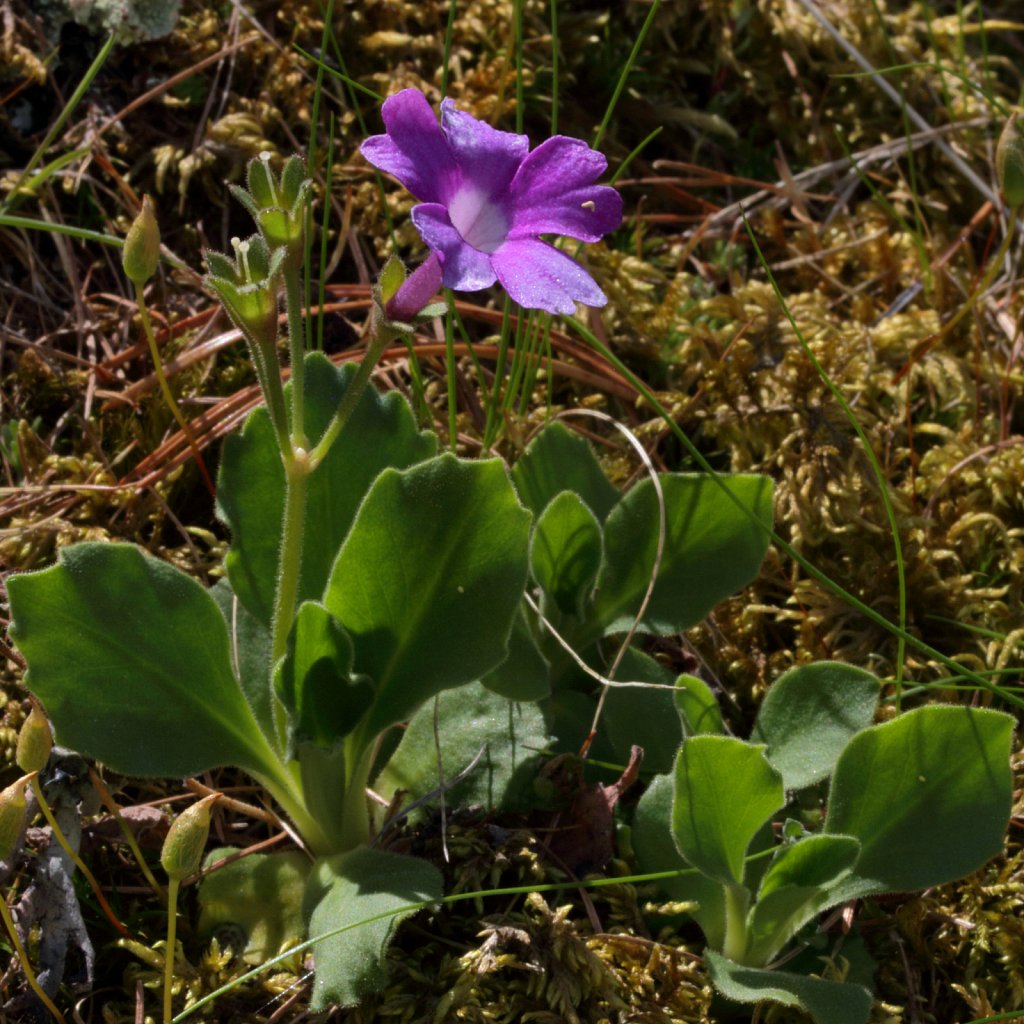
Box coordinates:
[411,204,497,291]
[506,136,620,240]
[508,182,622,242]
[490,238,607,314]
[360,89,459,204]
[440,99,529,197]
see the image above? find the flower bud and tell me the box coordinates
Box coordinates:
[122,195,161,284]
[382,254,443,324]
[204,234,285,347]
[160,794,220,882]
[16,703,51,775]
[0,777,31,863]
[997,115,1024,208]
[230,153,312,259]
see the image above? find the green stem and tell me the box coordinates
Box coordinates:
[722,884,750,965]
[30,776,129,938]
[270,454,310,683]
[337,739,376,850]
[0,893,66,1023]
[444,292,458,449]
[86,765,167,901]
[283,259,308,448]
[250,759,333,857]
[164,876,180,1024]
[242,322,290,458]
[482,296,514,451]
[307,314,396,471]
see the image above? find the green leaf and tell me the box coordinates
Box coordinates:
[746,834,860,966]
[674,674,724,737]
[211,578,275,744]
[598,646,680,775]
[378,254,406,303]
[218,353,436,624]
[305,847,443,1009]
[530,492,602,617]
[511,421,619,523]
[631,772,726,948]
[824,705,1014,899]
[481,603,551,701]
[672,736,784,887]
[7,543,280,779]
[323,455,531,736]
[273,602,373,749]
[751,663,881,790]
[374,681,548,814]
[198,849,310,963]
[705,949,873,1024]
[593,474,773,636]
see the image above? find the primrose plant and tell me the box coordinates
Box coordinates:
[5,86,1015,1022]
[3,90,638,1010]
[631,663,1014,1024]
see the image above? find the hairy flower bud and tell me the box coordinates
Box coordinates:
[997,115,1024,209]
[16,703,52,775]
[384,254,444,324]
[122,195,161,284]
[230,152,312,259]
[160,793,220,882]
[0,777,31,863]
[204,234,285,347]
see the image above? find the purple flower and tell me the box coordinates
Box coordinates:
[361,89,622,316]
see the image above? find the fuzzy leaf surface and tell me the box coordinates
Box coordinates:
[751,662,881,791]
[530,491,602,617]
[211,578,275,744]
[824,705,1014,899]
[672,735,784,887]
[305,847,442,1009]
[323,455,531,735]
[480,603,551,701]
[7,543,280,779]
[273,602,373,748]
[198,849,310,964]
[218,354,436,624]
[746,834,860,966]
[631,772,726,948]
[593,474,773,636]
[375,681,548,813]
[673,674,724,737]
[511,421,619,523]
[706,949,872,1024]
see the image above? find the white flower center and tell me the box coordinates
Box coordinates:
[448,186,508,253]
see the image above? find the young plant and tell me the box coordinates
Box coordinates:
[631,663,1015,1024]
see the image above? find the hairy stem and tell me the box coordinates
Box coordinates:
[270,452,310,707]
[30,775,130,938]
[283,259,308,449]
[722,884,750,965]
[0,894,66,1023]
[163,876,180,1024]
